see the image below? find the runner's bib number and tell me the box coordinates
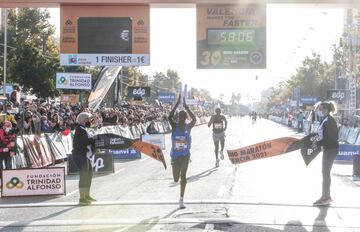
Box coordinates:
[214,123,223,129]
[175,136,187,150]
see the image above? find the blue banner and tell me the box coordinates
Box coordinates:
[301,96,318,104]
[337,144,360,161]
[106,148,141,159]
[158,92,176,102]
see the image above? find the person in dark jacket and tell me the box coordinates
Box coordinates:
[72,112,96,205]
[313,101,339,206]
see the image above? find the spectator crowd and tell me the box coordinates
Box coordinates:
[0,95,212,135]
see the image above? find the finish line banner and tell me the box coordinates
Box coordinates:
[227,134,321,165]
[93,133,167,169]
[1,167,66,197]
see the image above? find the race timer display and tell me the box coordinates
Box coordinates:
[197,4,266,69]
[207,29,255,46]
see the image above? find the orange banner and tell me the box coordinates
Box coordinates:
[227,134,321,165]
[131,140,167,170]
[227,137,299,164]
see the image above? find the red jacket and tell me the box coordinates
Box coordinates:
[0,129,16,153]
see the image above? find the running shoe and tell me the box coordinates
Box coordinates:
[86,195,97,202]
[215,159,220,168]
[313,197,332,206]
[220,150,224,160]
[79,198,92,205]
[179,199,186,209]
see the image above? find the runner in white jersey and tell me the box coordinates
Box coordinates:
[208,108,227,167]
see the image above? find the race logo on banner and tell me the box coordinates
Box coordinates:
[106,148,141,159]
[127,86,151,98]
[299,133,322,166]
[337,144,360,161]
[1,168,65,197]
[93,134,133,150]
[327,89,349,104]
[158,92,176,103]
[68,154,114,175]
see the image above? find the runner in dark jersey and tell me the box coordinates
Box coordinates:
[208,108,227,167]
[168,95,196,209]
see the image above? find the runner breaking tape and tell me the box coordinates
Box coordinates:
[168,95,196,209]
[208,108,227,168]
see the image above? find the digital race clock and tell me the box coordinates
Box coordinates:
[207,29,256,46]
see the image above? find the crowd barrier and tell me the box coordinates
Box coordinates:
[269,115,360,175]
[8,117,208,170]
[269,116,312,135]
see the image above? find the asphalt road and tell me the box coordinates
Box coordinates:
[0,117,360,232]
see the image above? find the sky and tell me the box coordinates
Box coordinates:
[48,4,344,104]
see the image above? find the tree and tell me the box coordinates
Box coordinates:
[0,8,61,98]
[10,43,60,98]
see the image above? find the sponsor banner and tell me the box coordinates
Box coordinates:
[227,134,321,166]
[158,92,176,102]
[301,96,318,104]
[290,100,297,107]
[106,148,141,159]
[327,89,349,103]
[56,72,91,90]
[60,94,80,105]
[68,153,114,175]
[337,144,359,161]
[141,134,166,150]
[60,5,150,67]
[93,133,166,169]
[0,84,13,95]
[127,86,151,98]
[185,99,199,106]
[88,66,121,111]
[197,4,266,69]
[60,54,149,66]
[1,168,65,197]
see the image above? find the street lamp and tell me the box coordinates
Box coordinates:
[3,8,8,99]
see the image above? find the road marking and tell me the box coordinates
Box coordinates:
[0,200,358,209]
[217,186,226,197]
[139,157,150,162]
[66,189,78,197]
[0,218,357,229]
[226,167,233,175]
[111,168,125,175]
[203,223,214,231]
[66,168,126,197]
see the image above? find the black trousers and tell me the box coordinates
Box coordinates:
[322,148,338,198]
[0,154,12,170]
[172,155,190,197]
[73,154,93,195]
